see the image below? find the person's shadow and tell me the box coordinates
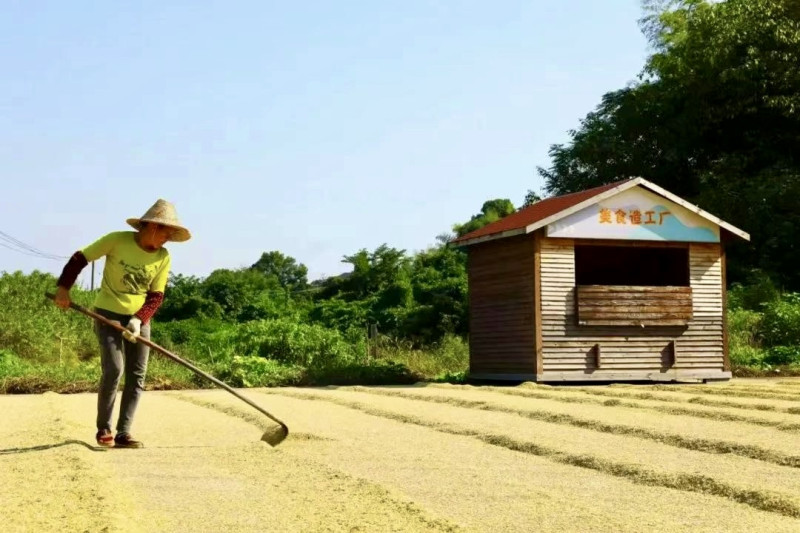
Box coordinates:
[0,440,108,455]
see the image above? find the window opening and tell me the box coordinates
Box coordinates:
[574,245,689,287]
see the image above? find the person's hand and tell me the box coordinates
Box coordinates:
[123,317,142,343]
[54,286,71,310]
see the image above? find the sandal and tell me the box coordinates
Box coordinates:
[114,433,144,448]
[96,429,114,447]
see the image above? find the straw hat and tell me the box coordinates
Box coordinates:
[126,199,191,242]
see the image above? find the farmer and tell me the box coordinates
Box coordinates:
[53,199,190,448]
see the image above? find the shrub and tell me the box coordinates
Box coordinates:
[729,345,769,369]
[727,269,781,311]
[763,346,800,367]
[0,349,32,376]
[219,356,304,388]
[372,333,468,378]
[758,293,800,347]
[431,370,468,384]
[233,319,364,369]
[151,318,238,363]
[0,271,97,363]
[728,308,763,350]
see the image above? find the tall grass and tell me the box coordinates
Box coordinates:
[370,334,469,382]
[0,271,468,393]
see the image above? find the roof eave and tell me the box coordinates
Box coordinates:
[638,180,750,241]
[451,228,527,248]
[451,176,750,247]
[522,178,644,236]
[452,179,642,248]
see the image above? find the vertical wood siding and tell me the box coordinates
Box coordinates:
[539,239,724,375]
[468,234,536,375]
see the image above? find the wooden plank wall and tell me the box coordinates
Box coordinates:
[688,242,725,369]
[576,285,693,326]
[540,238,724,375]
[468,234,536,375]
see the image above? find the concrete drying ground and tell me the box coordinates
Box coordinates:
[2,378,800,532]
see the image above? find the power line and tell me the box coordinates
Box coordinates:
[0,229,67,261]
[0,240,60,259]
[0,230,66,259]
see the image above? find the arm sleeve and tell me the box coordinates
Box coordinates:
[137,253,170,323]
[57,251,89,289]
[135,291,164,324]
[149,253,171,292]
[81,232,118,262]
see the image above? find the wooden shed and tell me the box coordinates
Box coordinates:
[452,178,750,383]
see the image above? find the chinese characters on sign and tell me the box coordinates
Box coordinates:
[599,208,672,225]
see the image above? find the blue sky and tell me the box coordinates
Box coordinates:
[1,1,649,286]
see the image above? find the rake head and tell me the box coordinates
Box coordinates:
[261,424,289,447]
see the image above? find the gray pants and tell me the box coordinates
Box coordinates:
[93,308,150,434]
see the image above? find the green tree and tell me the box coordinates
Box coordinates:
[159,273,223,321]
[405,243,468,343]
[537,0,800,288]
[250,251,308,290]
[522,190,542,207]
[312,245,414,336]
[201,268,290,321]
[322,245,410,301]
[453,199,515,237]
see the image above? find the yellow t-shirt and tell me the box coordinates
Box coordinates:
[81,231,171,315]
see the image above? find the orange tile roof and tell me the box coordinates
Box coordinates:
[452,179,632,245]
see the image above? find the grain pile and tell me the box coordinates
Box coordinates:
[2,378,800,531]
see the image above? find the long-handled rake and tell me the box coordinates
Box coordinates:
[45,292,289,446]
